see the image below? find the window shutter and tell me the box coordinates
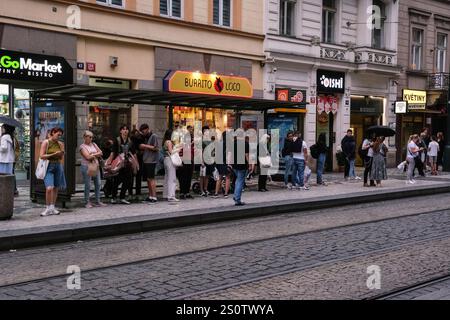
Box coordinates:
[213,0,220,25]
[223,0,231,26]
[160,0,168,15]
[172,0,181,17]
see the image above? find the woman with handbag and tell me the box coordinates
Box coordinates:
[0,124,15,175]
[163,128,180,202]
[39,127,66,217]
[80,130,106,208]
[109,125,134,205]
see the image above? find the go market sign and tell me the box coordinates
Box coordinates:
[164,70,253,98]
[0,49,73,84]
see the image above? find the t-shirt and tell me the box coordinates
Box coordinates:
[142,133,159,164]
[407,141,418,159]
[232,139,249,170]
[292,140,308,160]
[80,143,98,166]
[428,141,439,157]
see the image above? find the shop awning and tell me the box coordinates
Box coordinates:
[31,85,306,111]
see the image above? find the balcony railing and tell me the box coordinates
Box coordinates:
[354,47,396,66]
[427,73,449,90]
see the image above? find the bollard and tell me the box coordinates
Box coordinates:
[0,174,14,220]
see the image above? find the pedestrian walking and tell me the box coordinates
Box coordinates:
[163,128,180,202]
[282,131,294,189]
[315,132,328,185]
[0,124,15,175]
[414,133,426,177]
[428,135,440,175]
[291,131,309,190]
[370,137,387,187]
[362,135,376,187]
[39,127,66,216]
[230,129,249,206]
[79,130,106,208]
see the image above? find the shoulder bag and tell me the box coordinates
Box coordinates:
[35,140,50,180]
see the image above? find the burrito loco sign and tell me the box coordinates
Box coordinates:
[0,50,73,84]
[164,71,253,98]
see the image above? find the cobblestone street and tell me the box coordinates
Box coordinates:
[1,193,450,300]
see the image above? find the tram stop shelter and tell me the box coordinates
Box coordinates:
[30,84,306,204]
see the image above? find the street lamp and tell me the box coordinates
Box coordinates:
[444,77,450,171]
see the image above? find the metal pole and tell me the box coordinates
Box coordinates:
[443,79,450,171]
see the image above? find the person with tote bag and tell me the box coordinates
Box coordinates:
[39,127,67,217]
[80,130,107,209]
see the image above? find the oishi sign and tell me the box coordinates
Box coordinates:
[0,49,73,84]
[316,69,346,94]
[164,71,253,98]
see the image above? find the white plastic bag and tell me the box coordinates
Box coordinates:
[397,161,406,172]
[35,158,49,180]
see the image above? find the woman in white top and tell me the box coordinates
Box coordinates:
[162,128,179,202]
[406,134,422,184]
[80,130,106,208]
[0,124,15,175]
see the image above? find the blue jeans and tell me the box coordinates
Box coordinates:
[317,153,326,184]
[348,159,356,178]
[44,162,66,190]
[233,169,247,203]
[284,155,293,185]
[292,158,305,187]
[81,164,101,204]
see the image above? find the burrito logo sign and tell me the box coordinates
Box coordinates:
[0,49,73,84]
[164,71,253,98]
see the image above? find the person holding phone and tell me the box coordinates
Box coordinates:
[39,127,67,217]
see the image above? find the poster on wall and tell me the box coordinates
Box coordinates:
[33,103,66,170]
[267,116,298,154]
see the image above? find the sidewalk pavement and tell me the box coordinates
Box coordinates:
[2,168,450,250]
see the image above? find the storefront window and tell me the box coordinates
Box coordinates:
[13,88,31,173]
[88,104,132,147]
[173,107,235,133]
[0,84,9,116]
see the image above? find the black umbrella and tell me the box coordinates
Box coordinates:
[366,125,396,137]
[0,115,23,129]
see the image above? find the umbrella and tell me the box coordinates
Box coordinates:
[366,125,396,137]
[0,115,24,129]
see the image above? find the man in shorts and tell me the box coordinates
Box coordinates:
[139,124,159,203]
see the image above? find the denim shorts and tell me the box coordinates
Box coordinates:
[44,162,67,190]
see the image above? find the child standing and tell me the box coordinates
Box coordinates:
[428,136,440,175]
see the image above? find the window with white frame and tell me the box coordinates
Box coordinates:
[96,0,124,8]
[280,0,296,36]
[322,0,336,43]
[436,33,447,72]
[371,0,386,49]
[213,0,231,27]
[411,28,423,70]
[160,0,182,18]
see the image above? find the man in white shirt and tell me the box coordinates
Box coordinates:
[428,135,440,175]
[291,132,309,190]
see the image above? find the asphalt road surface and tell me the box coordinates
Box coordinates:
[1,193,450,300]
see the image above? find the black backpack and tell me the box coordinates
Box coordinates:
[358,142,368,159]
[310,144,319,159]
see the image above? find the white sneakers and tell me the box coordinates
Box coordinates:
[40,206,60,217]
[168,197,180,203]
[406,179,417,184]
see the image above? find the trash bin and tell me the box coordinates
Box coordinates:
[0,174,14,220]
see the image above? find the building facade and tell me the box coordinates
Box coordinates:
[0,0,265,184]
[264,0,400,170]
[396,0,450,163]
